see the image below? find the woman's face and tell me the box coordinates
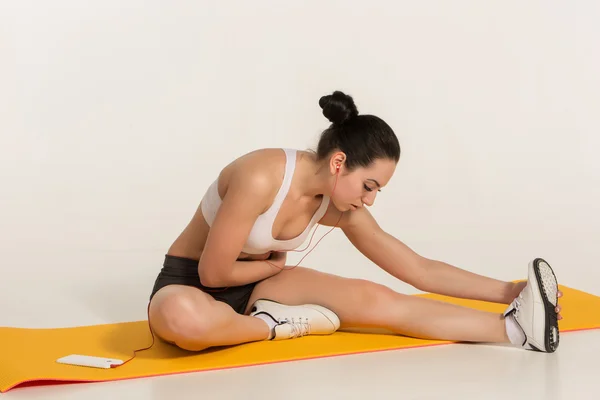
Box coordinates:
[329,157,396,212]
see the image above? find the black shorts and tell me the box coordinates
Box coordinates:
[149,254,259,315]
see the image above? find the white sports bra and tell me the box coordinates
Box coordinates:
[200,148,330,254]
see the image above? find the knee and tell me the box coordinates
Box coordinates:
[350,279,397,319]
[150,293,213,345]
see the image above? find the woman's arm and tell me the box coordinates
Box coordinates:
[203,252,287,288]
[332,207,517,304]
[198,164,283,288]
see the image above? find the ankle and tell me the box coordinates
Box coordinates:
[252,312,278,340]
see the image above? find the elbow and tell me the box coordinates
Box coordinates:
[408,258,432,292]
[199,272,225,288]
[198,265,227,288]
[411,277,430,292]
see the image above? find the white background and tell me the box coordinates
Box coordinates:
[1,1,599,398]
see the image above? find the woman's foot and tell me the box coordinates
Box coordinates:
[504,258,560,352]
[250,299,341,340]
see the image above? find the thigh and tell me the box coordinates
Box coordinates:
[245,266,399,328]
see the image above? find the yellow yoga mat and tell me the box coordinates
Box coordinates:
[1,284,599,393]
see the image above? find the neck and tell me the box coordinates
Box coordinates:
[296,151,335,199]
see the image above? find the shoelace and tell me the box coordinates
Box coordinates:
[279,317,311,338]
[513,293,523,317]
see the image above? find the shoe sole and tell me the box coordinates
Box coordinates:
[250,298,341,332]
[531,257,560,353]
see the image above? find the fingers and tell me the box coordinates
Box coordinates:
[555,304,562,320]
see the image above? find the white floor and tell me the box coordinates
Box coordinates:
[3,1,600,398]
[1,250,599,399]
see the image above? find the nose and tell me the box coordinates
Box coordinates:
[361,191,377,207]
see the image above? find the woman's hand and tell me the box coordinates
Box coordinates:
[238,251,272,261]
[267,251,288,270]
[240,251,288,270]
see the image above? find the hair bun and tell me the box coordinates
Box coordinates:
[319,91,359,125]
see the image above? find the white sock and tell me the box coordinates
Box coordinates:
[505,314,526,346]
[253,312,278,339]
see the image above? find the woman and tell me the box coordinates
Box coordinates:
[148,90,563,353]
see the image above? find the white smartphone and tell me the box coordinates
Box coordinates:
[56,354,124,369]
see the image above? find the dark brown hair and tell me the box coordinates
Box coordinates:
[316,90,400,171]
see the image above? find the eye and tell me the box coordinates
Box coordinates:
[364,184,381,193]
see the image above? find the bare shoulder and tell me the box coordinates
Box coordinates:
[217,148,288,213]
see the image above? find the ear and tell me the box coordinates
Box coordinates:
[329,151,347,175]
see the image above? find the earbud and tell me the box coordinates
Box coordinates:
[336,164,340,173]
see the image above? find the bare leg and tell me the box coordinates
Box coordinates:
[149,267,510,352]
[247,267,510,344]
[148,285,271,351]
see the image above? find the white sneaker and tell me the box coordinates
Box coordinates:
[249,299,341,340]
[504,258,560,353]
